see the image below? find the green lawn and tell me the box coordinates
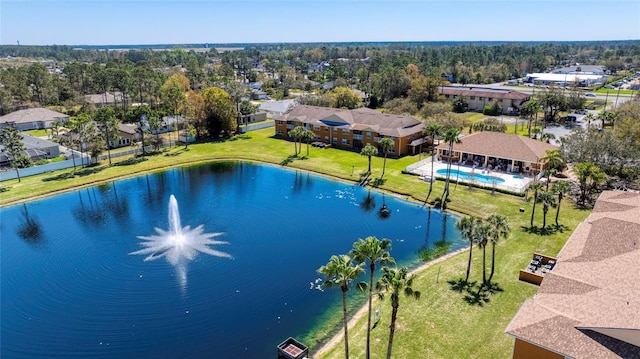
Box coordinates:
[0,128,590,359]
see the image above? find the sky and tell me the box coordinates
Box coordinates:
[1,0,639,46]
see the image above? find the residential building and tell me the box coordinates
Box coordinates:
[0,134,60,166]
[435,131,558,176]
[0,108,69,131]
[506,191,640,359]
[275,105,426,156]
[239,112,267,125]
[84,92,129,108]
[438,86,531,114]
[113,123,139,148]
[259,99,298,117]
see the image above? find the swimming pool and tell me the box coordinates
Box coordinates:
[436,168,505,184]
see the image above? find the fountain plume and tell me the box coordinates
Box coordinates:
[131,195,232,266]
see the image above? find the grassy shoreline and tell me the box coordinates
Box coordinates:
[0,128,590,358]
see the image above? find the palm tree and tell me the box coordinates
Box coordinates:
[289,125,305,156]
[540,149,565,189]
[473,221,491,284]
[379,137,395,177]
[537,190,557,229]
[528,181,543,227]
[441,128,461,203]
[376,266,421,359]
[575,162,606,206]
[551,180,571,226]
[425,124,442,202]
[360,144,378,175]
[486,214,510,283]
[317,254,365,359]
[350,237,395,359]
[455,216,480,282]
[302,128,315,157]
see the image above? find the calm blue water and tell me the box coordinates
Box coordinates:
[1,162,463,359]
[436,168,505,184]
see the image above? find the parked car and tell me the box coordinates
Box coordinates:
[577,109,589,115]
[585,93,596,97]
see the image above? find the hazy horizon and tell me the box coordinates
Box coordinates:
[1,1,639,46]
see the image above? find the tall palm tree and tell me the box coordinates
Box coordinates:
[537,190,557,229]
[473,221,492,284]
[440,128,461,203]
[425,124,442,202]
[289,125,304,156]
[551,180,571,226]
[350,237,395,359]
[575,162,606,206]
[302,128,315,157]
[528,181,543,227]
[376,266,421,359]
[455,216,480,282]
[379,137,395,177]
[360,144,378,175]
[317,255,365,359]
[486,214,510,283]
[540,149,565,189]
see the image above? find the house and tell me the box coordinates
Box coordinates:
[435,132,559,176]
[438,86,531,114]
[84,92,129,107]
[506,191,640,359]
[275,105,425,156]
[250,90,269,100]
[259,99,298,117]
[0,108,69,131]
[113,123,139,148]
[239,112,267,125]
[0,134,60,166]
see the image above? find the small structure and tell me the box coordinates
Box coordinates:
[277,337,309,359]
[518,253,557,286]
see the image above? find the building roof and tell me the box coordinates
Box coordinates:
[526,73,606,82]
[84,92,127,104]
[118,123,137,135]
[20,133,58,149]
[506,191,640,359]
[436,131,558,163]
[0,108,68,124]
[282,105,424,138]
[439,86,530,101]
[259,99,298,114]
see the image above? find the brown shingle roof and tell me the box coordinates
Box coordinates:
[506,191,640,358]
[0,108,68,124]
[436,131,558,163]
[284,105,423,138]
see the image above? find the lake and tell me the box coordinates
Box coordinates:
[1,161,463,358]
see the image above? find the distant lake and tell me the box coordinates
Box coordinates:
[1,161,463,358]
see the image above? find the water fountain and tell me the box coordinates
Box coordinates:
[131,195,232,265]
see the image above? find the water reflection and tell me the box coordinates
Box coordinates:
[16,204,44,244]
[360,188,376,212]
[377,193,391,219]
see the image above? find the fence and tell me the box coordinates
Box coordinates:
[240,121,274,133]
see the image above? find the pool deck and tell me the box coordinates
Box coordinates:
[409,158,534,193]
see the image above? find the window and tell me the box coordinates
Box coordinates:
[314,125,320,130]
[276,130,283,135]
[366,132,371,138]
[479,97,484,101]
[342,138,349,145]
[470,96,476,100]
[333,137,338,144]
[341,128,350,135]
[324,136,329,141]
[324,126,329,132]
